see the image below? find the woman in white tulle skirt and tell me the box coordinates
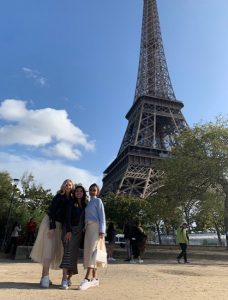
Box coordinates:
[30,179,74,288]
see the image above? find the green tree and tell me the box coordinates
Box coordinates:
[104,193,152,230]
[155,116,228,235]
[18,172,53,226]
[20,173,52,213]
[195,189,225,245]
[146,193,182,243]
[0,171,16,238]
[0,171,53,244]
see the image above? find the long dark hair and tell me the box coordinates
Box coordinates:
[73,185,87,208]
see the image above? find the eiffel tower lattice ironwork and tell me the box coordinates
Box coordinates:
[102,0,188,198]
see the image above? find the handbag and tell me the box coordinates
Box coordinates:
[95,238,107,264]
[96,248,107,264]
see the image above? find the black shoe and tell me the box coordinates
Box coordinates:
[124,258,130,261]
[184,261,190,264]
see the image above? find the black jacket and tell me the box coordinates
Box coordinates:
[65,199,85,233]
[47,193,71,229]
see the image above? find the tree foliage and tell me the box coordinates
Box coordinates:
[104,193,152,230]
[19,172,53,219]
[0,171,53,242]
[155,116,228,234]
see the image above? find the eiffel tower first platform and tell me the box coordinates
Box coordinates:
[102,0,188,198]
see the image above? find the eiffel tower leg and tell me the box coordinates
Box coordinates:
[141,168,153,198]
[116,175,126,195]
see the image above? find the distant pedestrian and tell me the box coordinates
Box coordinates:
[107,222,116,262]
[123,221,133,261]
[131,220,147,264]
[176,223,189,263]
[26,218,37,246]
[5,221,21,259]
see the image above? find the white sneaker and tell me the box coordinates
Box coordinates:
[130,259,136,264]
[60,279,69,289]
[108,257,116,262]
[40,275,50,288]
[91,278,99,287]
[40,277,52,287]
[79,279,92,290]
[138,259,144,264]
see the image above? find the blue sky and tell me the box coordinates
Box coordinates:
[0,0,227,193]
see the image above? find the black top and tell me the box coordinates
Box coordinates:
[107,228,116,243]
[65,199,85,232]
[123,222,133,239]
[47,193,71,229]
[131,226,147,242]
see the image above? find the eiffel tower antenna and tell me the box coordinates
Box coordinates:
[134,0,176,102]
[102,0,188,198]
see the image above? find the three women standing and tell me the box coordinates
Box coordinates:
[31,180,107,290]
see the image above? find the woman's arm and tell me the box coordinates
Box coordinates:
[97,199,106,236]
[48,194,60,229]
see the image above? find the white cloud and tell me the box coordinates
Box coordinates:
[43,142,82,160]
[0,99,27,120]
[22,67,47,86]
[0,99,95,159]
[0,152,102,193]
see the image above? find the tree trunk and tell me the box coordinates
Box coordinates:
[155,222,162,245]
[184,206,190,225]
[222,180,228,249]
[214,221,222,246]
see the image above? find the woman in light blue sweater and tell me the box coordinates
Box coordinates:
[79,183,106,290]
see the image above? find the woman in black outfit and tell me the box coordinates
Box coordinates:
[60,185,87,289]
[131,220,147,263]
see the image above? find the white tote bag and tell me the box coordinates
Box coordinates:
[95,238,107,267]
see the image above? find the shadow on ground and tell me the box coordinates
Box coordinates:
[0,282,43,289]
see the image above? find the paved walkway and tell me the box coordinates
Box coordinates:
[1,248,228,300]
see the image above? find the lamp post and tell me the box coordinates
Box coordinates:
[1,178,20,251]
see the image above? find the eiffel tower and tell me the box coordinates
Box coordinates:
[102,0,188,198]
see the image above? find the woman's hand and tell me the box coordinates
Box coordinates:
[65,232,72,241]
[47,229,55,239]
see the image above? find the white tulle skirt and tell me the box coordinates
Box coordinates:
[30,214,63,270]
